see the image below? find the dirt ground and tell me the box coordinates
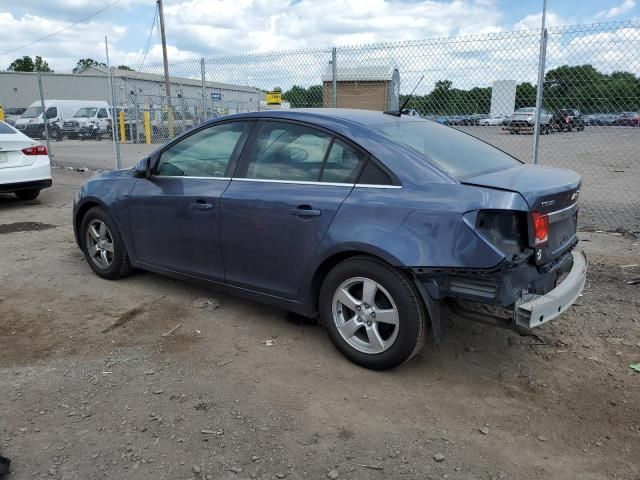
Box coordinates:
[1,169,639,480]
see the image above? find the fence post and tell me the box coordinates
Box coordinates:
[532,1,548,165]
[332,47,337,108]
[105,36,122,170]
[201,58,206,121]
[36,73,52,160]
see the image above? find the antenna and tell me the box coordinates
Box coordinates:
[384,75,425,117]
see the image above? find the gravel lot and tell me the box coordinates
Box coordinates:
[1,169,640,480]
[46,126,640,231]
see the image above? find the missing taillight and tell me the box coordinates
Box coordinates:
[21,145,48,156]
[476,210,527,258]
[531,212,549,246]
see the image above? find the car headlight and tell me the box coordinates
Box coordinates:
[29,118,38,124]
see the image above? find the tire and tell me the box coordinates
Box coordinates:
[319,256,427,370]
[80,206,132,280]
[15,189,40,200]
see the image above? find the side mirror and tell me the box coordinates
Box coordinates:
[134,157,152,178]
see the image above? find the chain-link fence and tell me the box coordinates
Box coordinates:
[1,21,638,230]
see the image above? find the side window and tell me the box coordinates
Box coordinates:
[45,107,57,119]
[321,139,366,183]
[156,122,251,178]
[243,122,331,181]
[357,160,393,186]
[97,109,107,118]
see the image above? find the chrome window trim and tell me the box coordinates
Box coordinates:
[231,177,402,189]
[355,184,402,189]
[154,175,231,180]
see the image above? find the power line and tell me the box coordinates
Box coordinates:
[137,3,159,70]
[0,0,122,56]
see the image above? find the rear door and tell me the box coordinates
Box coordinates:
[128,120,254,280]
[220,120,367,299]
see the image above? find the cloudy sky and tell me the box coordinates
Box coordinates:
[1,0,638,73]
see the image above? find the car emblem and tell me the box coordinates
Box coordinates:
[541,200,556,208]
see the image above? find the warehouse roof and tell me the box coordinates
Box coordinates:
[77,65,262,94]
[321,64,399,82]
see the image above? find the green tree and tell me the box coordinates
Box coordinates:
[8,55,53,72]
[73,58,107,74]
[282,85,323,108]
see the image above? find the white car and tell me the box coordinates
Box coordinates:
[479,116,507,126]
[0,121,52,200]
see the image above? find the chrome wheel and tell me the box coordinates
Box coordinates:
[332,277,400,354]
[85,219,114,269]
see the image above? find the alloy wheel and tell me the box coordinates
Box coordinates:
[85,219,114,269]
[332,277,400,354]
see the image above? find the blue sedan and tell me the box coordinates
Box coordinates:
[73,109,587,370]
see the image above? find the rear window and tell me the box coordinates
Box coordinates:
[370,120,521,179]
[0,122,16,134]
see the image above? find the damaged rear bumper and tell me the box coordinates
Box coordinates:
[514,250,587,328]
[413,249,587,338]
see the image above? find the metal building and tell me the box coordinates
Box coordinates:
[321,64,400,111]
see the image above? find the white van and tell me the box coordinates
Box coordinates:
[62,102,112,139]
[13,100,108,140]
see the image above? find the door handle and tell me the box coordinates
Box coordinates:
[291,205,321,217]
[190,200,213,211]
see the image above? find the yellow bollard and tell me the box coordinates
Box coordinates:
[143,111,151,144]
[119,110,126,143]
[0,104,5,122]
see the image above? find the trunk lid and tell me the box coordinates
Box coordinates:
[463,165,581,264]
[0,136,40,169]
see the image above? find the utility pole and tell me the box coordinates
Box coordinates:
[157,0,174,137]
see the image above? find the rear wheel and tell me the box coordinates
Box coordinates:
[80,207,132,280]
[319,257,427,370]
[15,189,40,200]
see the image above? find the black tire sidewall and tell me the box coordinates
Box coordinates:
[15,189,40,200]
[320,257,425,370]
[80,207,129,280]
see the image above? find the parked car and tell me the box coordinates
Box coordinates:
[63,102,112,140]
[150,110,195,139]
[550,109,585,132]
[503,107,552,134]
[3,107,26,127]
[611,111,640,127]
[73,109,586,370]
[13,100,91,140]
[401,109,421,117]
[0,121,52,200]
[584,113,617,126]
[479,115,507,126]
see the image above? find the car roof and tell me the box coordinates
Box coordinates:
[218,108,429,128]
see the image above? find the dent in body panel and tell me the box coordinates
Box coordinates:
[313,183,529,271]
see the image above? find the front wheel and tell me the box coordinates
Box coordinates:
[320,257,427,370]
[80,207,132,280]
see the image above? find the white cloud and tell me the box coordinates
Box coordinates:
[596,0,636,19]
[0,11,128,71]
[513,11,574,31]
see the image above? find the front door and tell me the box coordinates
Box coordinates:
[220,120,367,299]
[128,120,253,280]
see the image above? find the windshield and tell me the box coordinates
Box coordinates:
[371,120,521,179]
[74,107,98,117]
[22,106,43,118]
